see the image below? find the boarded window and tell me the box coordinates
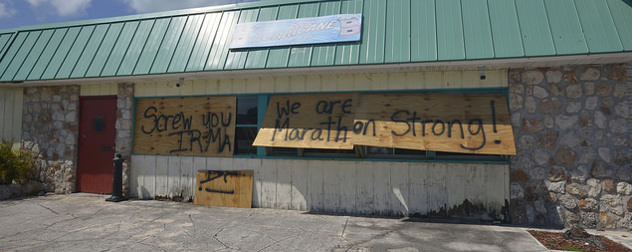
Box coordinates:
[133,96,236,156]
[254,92,515,156]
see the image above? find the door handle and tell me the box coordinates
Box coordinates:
[97,146,112,151]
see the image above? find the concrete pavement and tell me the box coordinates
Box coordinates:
[0,194,628,251]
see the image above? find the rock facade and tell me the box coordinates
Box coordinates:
[116,83,134,197]
[509,65,632,229]
[22,86,80,194]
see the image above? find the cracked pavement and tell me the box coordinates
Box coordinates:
[0,194,627,251]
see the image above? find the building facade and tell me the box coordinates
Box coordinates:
[1,0,631,229]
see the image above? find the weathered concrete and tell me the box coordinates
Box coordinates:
[0,194,564,252]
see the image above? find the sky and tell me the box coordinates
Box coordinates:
[0,0,261,30]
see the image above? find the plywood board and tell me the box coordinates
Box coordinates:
[353,93,516,155]
[253,93,357,149]
[133,96,236,156]
[193,170,253,208]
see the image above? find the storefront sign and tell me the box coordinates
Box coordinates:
[229,14,362,49]
[254,93,516,155]
[133,96,236,156]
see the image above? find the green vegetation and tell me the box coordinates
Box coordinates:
[0,141,35,185]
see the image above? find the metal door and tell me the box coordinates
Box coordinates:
[76,96,117,193]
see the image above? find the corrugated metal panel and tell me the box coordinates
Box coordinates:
[462,0,494,59]
[607,0,632,50]
[310,1,340,66]
[515,0,556,56]
[436,0,465,61]
[575,0,623,53]
[334,0,363,65]
[265,5,298,68]
[359,0,386,64]
[410,0,436,62]
[1,0,631,82]
[385,0,410,63]
[543,0,588,55]
[487,0,524,58]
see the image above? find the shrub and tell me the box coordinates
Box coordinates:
[0,141,35,185]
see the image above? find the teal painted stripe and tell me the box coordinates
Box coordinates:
[436,0,465,61]
[117,19,154,76]
[101,21,140,77]
[515,0,556,56]
[410,0,437,62]
[462,0,494,59]
[576,0,623,53]
[543,0,588,55]
[14,30,54,81]
[27,28,68,80]
[487,0,523,58]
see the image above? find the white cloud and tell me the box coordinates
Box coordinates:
[122,0,253,13]
[0,2,17,18]
[27,0,91,17]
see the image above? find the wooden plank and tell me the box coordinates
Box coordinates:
[133,96,236,156]
[192,157,207,200]
[180,156,194,200]
[485,164,509,212]
[260,159,277,208]
[353,93,516,155]
[253,93,357,149]
[140,155,156,199]
[193,170,254,208]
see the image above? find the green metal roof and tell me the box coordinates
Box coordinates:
[1,0,632,82]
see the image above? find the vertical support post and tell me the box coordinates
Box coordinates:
[106,153,125,202]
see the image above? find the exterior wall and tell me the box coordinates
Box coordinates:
[116,83,134,197]
[0,87,23,142]
[509,64,632,229]
[131,156,509,218]
[130,70,510,219]
[22,86,80,193]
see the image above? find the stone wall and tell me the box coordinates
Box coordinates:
[509,64,631,229]
[22,86,80,194]
[116,83,134,197]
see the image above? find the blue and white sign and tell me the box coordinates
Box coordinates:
[229,14,362,49]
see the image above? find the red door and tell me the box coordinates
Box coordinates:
[77,96,117,193]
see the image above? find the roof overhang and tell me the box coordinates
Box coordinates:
[2,52,631,87]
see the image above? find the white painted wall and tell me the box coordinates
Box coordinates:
[129,70,510,218]
[131,155,509,217]
[0,87,23,142]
